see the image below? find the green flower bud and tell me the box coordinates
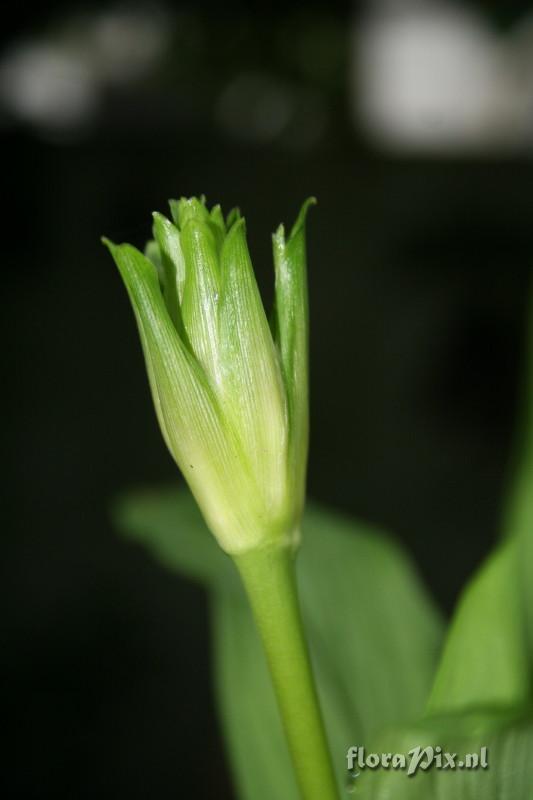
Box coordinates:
[104,196,314,555]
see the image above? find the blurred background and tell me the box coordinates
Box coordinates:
[4,0,533,796]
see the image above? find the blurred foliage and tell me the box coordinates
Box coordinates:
[115,487,443,797]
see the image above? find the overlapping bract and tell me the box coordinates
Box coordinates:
[104,197,314,554]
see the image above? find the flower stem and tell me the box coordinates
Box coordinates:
[234,544,339,800]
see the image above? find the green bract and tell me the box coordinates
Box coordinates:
[104,197,314,555]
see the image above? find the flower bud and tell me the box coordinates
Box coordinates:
[104,197,314,555]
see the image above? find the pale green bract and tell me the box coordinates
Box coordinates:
[104,197,314,555]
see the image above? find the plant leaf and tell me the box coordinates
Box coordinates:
[355,537,533,798]
[115,486,443,799]
[426,537,529,715]
[113,485,232,585]
[353,709,533,799]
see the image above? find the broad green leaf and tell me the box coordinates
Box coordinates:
[115,487,443,799]
[352,527,533,798]
[426,537,529,714]
[353,709,533,799]
[113,485,231,585]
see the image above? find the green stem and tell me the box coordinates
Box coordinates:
[234,544,339,800]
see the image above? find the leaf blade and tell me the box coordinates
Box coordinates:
[114,486,443,798]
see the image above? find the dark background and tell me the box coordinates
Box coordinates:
[3,1,533,797]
